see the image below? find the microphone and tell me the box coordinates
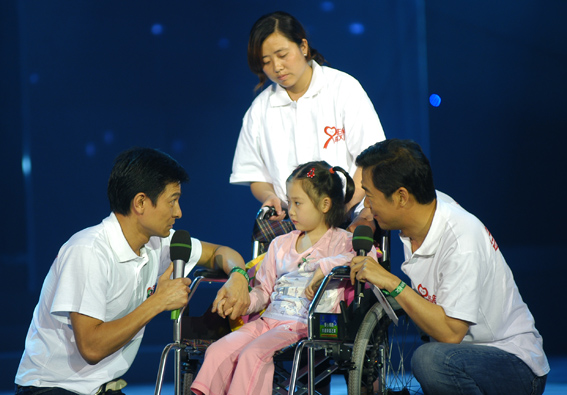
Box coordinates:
[169,230,192,320]
[352,225,374,310]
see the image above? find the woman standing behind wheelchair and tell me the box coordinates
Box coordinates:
[192,161,379,395]
[229,11,385,230]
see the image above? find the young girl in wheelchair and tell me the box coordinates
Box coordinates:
[191,161,380,395]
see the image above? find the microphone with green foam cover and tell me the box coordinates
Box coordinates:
[170,230,192,320]
[352,225,373,310]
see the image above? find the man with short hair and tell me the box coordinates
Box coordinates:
[350,139,549,395]
[15,147,250,394]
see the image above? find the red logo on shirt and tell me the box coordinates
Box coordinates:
[323,126,345,148]
[418,284,437,304]
[485,227,499,251]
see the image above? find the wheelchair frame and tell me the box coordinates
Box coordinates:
[154,212,421,395]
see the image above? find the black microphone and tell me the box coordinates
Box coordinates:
[170,230,192,320]
[352,225,374,310]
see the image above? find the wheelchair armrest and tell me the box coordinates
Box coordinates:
[330,265,350,277]
[193,268,228,279]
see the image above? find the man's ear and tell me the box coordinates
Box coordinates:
[132,192,147,215]
[397,187,410,207]
[320,196,332,214]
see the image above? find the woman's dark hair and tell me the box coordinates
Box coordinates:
[248,11,327,91]
[356,139,436,204]
[287,161,354,228]
[107,147,189,215]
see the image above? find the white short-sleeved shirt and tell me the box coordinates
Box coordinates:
[15,213,202,394]
[230,61,385,203]
[400,197,550,377]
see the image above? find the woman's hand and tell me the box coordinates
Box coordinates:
[347,207,376,233]
[250,182,287,220]
[262,196,286,220]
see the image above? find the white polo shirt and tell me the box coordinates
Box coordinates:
[16,213,202,394]
[400,197,550,377]
[230,60,385,203]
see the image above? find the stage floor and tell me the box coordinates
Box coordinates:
[5,357,566,394]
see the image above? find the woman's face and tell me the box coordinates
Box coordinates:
[261,32,311,94]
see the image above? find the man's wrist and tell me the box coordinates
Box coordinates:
[382,280,406,298]
[229,267,252,291]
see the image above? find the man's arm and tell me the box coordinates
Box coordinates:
[350,255,469,343]
[71,264,190,364]
[197,242,251,320]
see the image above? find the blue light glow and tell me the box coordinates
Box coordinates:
[22,155,32,176]
[29,73,39,84]
[151,24,163,35]
[349,23,365,35]
[85,143,96,157]
[171,139,185,153]
[218,38,230,50]
[321,1,335,12]
[103,130,114,144]
[429,94,442,107]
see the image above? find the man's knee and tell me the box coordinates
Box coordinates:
[411,342,439,377]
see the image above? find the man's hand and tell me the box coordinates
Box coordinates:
[154,263,192,311]
[350,255,398,291]
[305,268,325,301]
[211,271,251,320]
[347,207,376,233]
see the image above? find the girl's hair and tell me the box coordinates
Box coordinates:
[248,11,328,92]
[287,161,354,228]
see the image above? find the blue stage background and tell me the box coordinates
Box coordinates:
[1,0,565,390]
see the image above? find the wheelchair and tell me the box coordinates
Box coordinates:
[154,207,423,395]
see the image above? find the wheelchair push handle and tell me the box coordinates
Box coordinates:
[257,206,277,220]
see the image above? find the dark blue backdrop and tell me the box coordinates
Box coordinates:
[1,0,565,390]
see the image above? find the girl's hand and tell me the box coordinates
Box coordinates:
[305,268,325,300]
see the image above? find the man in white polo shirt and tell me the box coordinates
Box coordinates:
[15,148,250,395]
[350,139,549,395]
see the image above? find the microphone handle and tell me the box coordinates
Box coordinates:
[353,250,367,310]
[171,259,186,320]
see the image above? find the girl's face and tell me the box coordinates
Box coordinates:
[287,180,328,234]
[261,32,311,94]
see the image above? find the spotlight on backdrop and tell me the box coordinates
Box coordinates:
[429,94,442,107]
[151,24,163,35]
[321,1,335,12]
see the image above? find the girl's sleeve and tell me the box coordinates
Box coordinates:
[246,239,279,314]
[316,231,354,275]
[317,231,383,275]
[317,251,356,276]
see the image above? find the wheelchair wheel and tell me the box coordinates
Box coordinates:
[383,311,422,394]
[348,302,421,395]
[348,302,389,394]
[182,372,193,395]
[180,358,199,395]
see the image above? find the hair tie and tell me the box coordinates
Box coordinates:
[307,168,315,178]
[329,168,335,174]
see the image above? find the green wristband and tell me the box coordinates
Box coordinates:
[230,267,252,291]
[382,280,406,298]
